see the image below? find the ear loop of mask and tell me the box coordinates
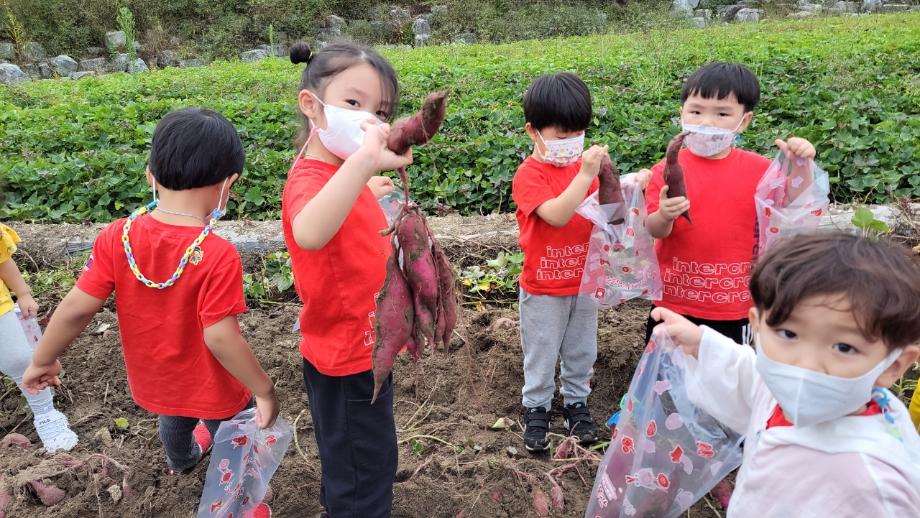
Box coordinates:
[288,93,323,176]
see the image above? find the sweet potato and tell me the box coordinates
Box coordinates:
[1,433,32,449]
[397,210,439,346]
[664,132,691,223]
[28,481,66,507]
[0,477,11,517]
[387,91,448,155]
[432,241,457,349]
[372,251,415,403]
[597,154,626,224]
[531,486,550,517]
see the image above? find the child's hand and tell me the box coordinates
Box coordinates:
[650,307,703,358]
[636,169,653,190]
[367,176,396,199]
[356,121,413,174]
[16,293,38,319]
[22,360,62,395]
[578,145,609,179]
[254,389,280,429]
[775,137,816,162]
[657,186,690,222]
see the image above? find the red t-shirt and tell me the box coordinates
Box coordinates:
[647,147,771,320]
[77,216,250,419]
[512,157,598,296]
[282,158,390,376]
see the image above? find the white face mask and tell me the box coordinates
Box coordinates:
[312,93,378,160]
[536,131,584,167]
[754,332,902,427]
[680,117,744,157]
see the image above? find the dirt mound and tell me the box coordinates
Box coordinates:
[1,297,724,517]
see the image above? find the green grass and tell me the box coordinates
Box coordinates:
[1,13,918,222]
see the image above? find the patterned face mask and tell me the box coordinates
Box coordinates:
[680,117,744,157]
[537,131,585,167]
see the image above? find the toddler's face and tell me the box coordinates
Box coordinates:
[680,93,750,132]
[752,294,892,381]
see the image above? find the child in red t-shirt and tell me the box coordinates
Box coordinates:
[512,73,651,453]
[644,62,817,346]
[23,109,279,515]
[281,42,411,517]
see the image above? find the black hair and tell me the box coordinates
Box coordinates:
[523,72,592,132]
[148,108,245,190]
[290,41,399,147]
[680,62,761,112]
[750,231,920,350]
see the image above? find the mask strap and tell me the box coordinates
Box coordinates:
[151,178,158,205]
[212,177,229,220]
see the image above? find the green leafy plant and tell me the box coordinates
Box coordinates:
[267,23,275,57]
[851,206,891,237]
[3,4,28,62]
[113,417,129,430]
[243,251,295,301]
[460,251,523,297]
[116,4,137,60]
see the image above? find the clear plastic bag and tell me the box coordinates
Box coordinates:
[585,331,744,518]
[197,408,293,518]
[576,174,662,307]
[754,151,830,256]
[378,188,406,226]
[12,306,41,349]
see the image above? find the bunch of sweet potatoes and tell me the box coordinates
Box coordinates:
[372,91,457,402]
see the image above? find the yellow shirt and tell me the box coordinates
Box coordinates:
[910,389,920,433]
[0,224,21,316]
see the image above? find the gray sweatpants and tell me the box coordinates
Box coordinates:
[519,289,598,411]
[0,310,55,416]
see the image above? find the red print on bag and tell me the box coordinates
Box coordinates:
[631,207,640,216]
[656,473,670,490]
[670,445,684,464]
[624,474,637,486]
[613,243,626,252]
[210,499,222,513]
[621,435,635,454]
[645,420,657,438]
[231,435,249,448]
[265,434,277,446]
[769,227,779,234]
[811,208,823,216]
[696,441,715,458]
[625,227,635,237]
[764,207,772,217]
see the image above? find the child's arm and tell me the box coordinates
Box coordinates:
[203,316,279,429]
[646,187,690,239]
[292,122,412,250]
[0,257,37,318]
[534,144,607,227]
[22,287,106,393]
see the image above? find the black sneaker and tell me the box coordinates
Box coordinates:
[562,402,598,444]
[522,407,551,452]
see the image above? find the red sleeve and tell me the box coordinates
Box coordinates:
[512,162,555,216]
[645,158,667,214]
[283,171,325,227]
[199,246,248,328]
[75,222,117,300]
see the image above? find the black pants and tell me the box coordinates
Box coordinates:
[303,360,397,518]
[645,307,752,345]
[158,399,253,472]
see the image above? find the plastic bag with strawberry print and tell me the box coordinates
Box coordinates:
[197,408,293,518]
[754,151,830,257]
[584,330,744,518]
[13,306,42,349]
[576,173,662,307]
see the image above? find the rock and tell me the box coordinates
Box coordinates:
[0,42,14,60]
[107,53,130,73]
[796,2,822,12]
[70,71,97,80]
[455,32,478,44]
[833,1,860,12]
[128,58,148,73]
[690,16,707,27]
[24,41,46,62]
[179,59,204,68]
[671,0,700,15]
[240,49,268,62]
[21,63,39,79]
[719,4,745,21]
[105,30,127,51]
[79,57,107,72]
[93,427,114,447]
[38,62,53,79]
[0,64,29,85]
[862,0,882,10]
[84,46,104,59]
[694,8,713,18]
[431,4,449,17]
[878,3,910,11]
[413,16,431,47]
[50,55,79,76]
[325,14,346,30]
[389,6,411,25]
[107,485,122,503]
[734,7,763,22]
[505,446,519,457]
[157,50,180,68]
[788,10,817,17]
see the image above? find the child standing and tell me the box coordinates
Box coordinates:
[282,42,411,517]
[0,224,78,452]
[652,231,920,515]
[512,73,650,452]
[644,62,816,345]
[23,109,279,515]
